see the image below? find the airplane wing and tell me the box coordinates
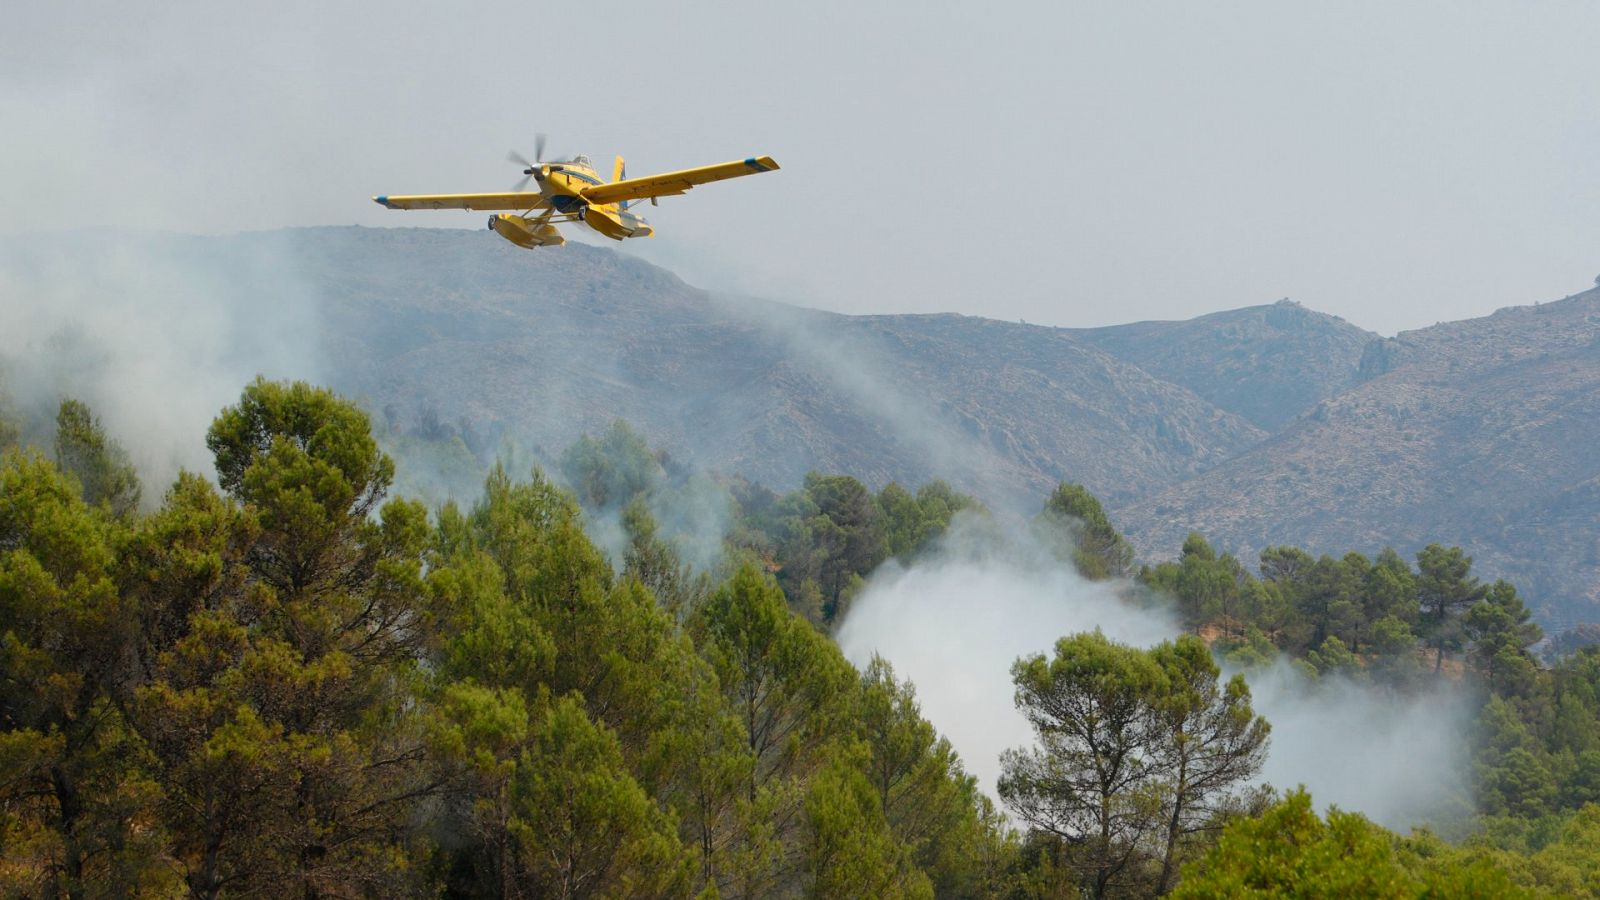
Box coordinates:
[579,156,779,206]
[373,192,548,211]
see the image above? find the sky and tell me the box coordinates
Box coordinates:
[4,1,1598,335]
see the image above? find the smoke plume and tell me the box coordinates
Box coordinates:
[835,519,1472,831]
[0,232,323,494]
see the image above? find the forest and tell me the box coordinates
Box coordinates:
[5,379,1600,898]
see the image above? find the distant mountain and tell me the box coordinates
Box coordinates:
[287,227,1263,508]
[1066,301,1377,431]
[12,226,1598,625]
[1119,288,1600,628]
[292,228,1600,624]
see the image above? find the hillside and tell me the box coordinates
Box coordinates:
[1120,288,1600,628]
[8,226,1599,625]
[1065,300,1377,431]
[285,226,1264,508]
[290,229,1600,623]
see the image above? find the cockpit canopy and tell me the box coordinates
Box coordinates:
[569,154,593,169]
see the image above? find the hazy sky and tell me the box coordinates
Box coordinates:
[6,1,1598,334]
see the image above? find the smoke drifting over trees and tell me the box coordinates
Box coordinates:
[0,233,322,495]
[831,518,1475,832]
[3,232,1598,895]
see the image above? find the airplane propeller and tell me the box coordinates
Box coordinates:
[509,155,534,192]
[509,133,559,191]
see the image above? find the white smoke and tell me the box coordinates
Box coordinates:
[705,293,1027,508]
[0,232,322,494]
[834,515,1178,797]
[1247,662,1472,828]
[835,522,1473,831]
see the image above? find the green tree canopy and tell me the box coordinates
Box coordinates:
[801,473,887,621]
[1171,788,1532,899]
[1466,580,1543,697]
[1000,631,1166,898]
[1148,635,1270,893]
[558,419,664,510]
[1002,631,1271,898]
[133,379,434,896]
[878,480,973,561]
[1037,482,1134,580]
[508,695,694,899]
[858,656,1006,896]
[53,398,142,519]
[1416,544,1488,674]
[0,451,148,897]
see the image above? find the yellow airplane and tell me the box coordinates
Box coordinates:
[373,136,779,248]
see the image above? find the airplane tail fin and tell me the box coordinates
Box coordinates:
[613,156,630,207]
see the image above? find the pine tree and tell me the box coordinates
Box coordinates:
[54,398,141,519]
[133,379,437,896]
[1000,631,1166,899]
[1416,544,1488,674]
[1148,635,1270,893]
[1036,482,1134,580]
[0,452,154,897]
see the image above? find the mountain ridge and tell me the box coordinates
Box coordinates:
[8,225,1598,624]
[284,226,1268,509]
[1121,285,1600,627]
[1065,299,1378,431]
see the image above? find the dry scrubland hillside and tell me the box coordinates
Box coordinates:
[12,226,1599,625]
[290,227,1265,508]
[1123,289,1600,628]
[1065,301,1376,431]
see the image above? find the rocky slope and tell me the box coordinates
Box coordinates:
[1119,288,1600,628]
[1065,300,1377,431]
[13,226,1596,624]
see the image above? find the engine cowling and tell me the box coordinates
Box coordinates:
[488,214,564,248]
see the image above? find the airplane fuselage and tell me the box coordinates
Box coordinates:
[533,159,653,241]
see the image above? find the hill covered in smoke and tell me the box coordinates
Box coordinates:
[287,226,1266,509]
[6,225,1600,626]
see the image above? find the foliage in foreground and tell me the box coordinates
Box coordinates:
[1000,631,1269,898]
[10,379,1600,897]
[0,382,1012,898]
[1171,789,1532,899]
